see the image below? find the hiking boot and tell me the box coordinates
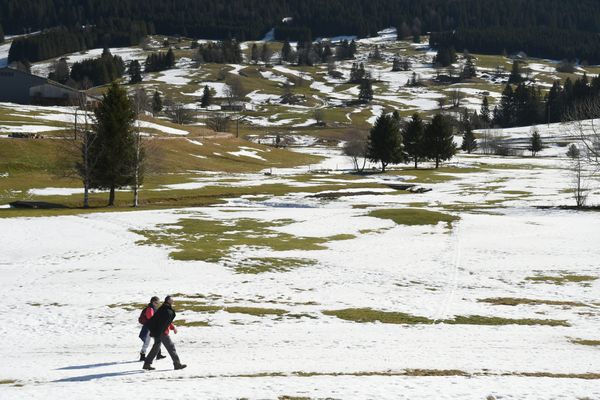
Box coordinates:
[142,363,155,371]
[157,353,166,360]
[139,352,146,362]
[174,363,187,370]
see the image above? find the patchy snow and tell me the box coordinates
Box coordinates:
[27,187,84,196]
[31,46,147,77]
[293,119,318,128]
[0,124,65,134]
[259,70,290,85]
[184,82,229,98]
[228,150,267,161]
[136,121,188,135]
[310,81,334,95]
[0,42,11,68]
[246,90,281,105]
[366,105,385,125]
[273,66,314,81]
[154,68,193,86]
[262,28,275,42]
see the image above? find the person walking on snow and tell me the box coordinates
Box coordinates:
[138,296,166,361]
[143,295,187,370]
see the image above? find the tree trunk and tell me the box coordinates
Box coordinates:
[83,184,89,208]
[414,158,418,169]
[381,161,386,172]
[435,156,440,168]
[133,186,139,208]
[108,186,116,206]
[359,156,367,173]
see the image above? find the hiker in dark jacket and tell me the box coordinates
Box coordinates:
[138,296,166,361]
[143,295,187,371]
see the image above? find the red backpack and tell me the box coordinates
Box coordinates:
[138,306,150,325]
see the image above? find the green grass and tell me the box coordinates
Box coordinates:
[571,339,600,346]
[479,297,587,307]
[525,274,598,285]
[368,208,459,227]
[224,306,288,316]
[133,216,355,268]
[323,308,569,326]
[323,308,433,324]
[235,257,317,274]
[444,315,569,327]
[177,319,210,327]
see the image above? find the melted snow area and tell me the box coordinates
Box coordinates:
[1,145,600,400]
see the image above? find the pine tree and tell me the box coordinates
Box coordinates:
[165,47,176,68]
[152,90,163,115]
[200,85,212,108]
[260,43,272,63]
[461,121,477,154]
[508,60,523,84]
[480,96,491,125]
[529,128,543,156]
[281,40,292,62]
[367,113,404,172]
[566,144,580,159]
[402,113,425,168]
[461,57,477,79]
[251,43,259,63]
[424,114,456,168]
[128,60,142,84]
[358,79,373,103]
[92,82,136,206]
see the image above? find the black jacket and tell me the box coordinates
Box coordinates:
[146,303,176,338]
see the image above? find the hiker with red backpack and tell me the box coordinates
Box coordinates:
[138,296,165,362]
[143,295,187,371]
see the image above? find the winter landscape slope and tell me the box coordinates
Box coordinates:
[1,28,600,400]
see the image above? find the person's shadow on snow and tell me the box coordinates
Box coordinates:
[57,360,138,370]
[54,360,146,382]
[54,370,145,382]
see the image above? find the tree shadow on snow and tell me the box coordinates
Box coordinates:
[57,360,139,370]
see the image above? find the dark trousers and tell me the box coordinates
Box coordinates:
[146,334,181,365]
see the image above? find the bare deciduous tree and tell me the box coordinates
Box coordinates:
[571,151,590,208]
[164,98,195,125]
[57,94,99,208]
[313,109,325,126]
[206,112,230,132]
[563,99,600,168]
[342,129,369,172]
[224,76,246,106]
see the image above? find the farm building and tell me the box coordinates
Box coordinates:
[0,66,96,106]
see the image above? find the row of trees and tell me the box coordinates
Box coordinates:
[196,40,243,64]
[70,49,126,88]
[250,43,273,64]
[8,21,150,64]
[280,39,357,66]
[144,48,176,72]
[492,74,600,128]
[345,112,457,172]
[4,0,600,62]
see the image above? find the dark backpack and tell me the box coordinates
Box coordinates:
[138,306,150,325]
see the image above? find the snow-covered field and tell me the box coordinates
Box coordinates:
[2,29,600,400]
[1,144,599,399]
